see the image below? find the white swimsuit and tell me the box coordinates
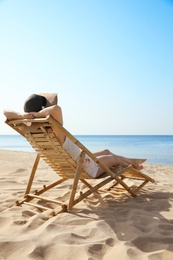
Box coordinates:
[62,137,99,178]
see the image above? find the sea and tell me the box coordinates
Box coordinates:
[0,135,173,166]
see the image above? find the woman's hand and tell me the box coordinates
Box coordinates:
[23,113,36,119]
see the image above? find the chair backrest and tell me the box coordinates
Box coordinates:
[5,116,90,179]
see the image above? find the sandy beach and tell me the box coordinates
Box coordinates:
[0,149,173,260]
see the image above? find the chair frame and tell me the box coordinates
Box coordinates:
[5,116,155,216]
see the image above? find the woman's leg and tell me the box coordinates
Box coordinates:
[116,156,146,170]
[93,149,146,173]
[93,149,113,157]
[95,154,129,177]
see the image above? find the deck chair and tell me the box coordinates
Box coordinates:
[5,116,155,216]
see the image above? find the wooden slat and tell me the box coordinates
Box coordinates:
[27,194,63,205]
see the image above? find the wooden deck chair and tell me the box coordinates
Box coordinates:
[5,116,155,216]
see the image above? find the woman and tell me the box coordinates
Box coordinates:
[4,94,146,178]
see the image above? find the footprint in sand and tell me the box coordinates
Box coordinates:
[127,248,142,259]
[129,236,173,253]
[88,238,116,258]
[158,224,173,236]
[88,243,107,257]
[22,210,36,218]
[14,220,28,225]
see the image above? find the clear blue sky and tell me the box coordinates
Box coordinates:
[0,0,173,135]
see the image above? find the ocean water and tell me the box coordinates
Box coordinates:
[0,135,173,165]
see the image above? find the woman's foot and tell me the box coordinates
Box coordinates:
[132,159,147,170]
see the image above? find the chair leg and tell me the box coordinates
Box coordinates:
[68,151,85,210]
[24,153,40,196]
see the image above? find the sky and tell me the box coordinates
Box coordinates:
[0,0,173,135]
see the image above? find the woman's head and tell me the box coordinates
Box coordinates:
[24,94,46,112]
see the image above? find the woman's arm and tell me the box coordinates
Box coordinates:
[31,105,63,125]
[4,105,63,125]
[3,110,34,120]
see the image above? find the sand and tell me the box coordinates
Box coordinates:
[0,150,173,260]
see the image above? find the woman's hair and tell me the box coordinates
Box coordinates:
[24,94,47,112]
